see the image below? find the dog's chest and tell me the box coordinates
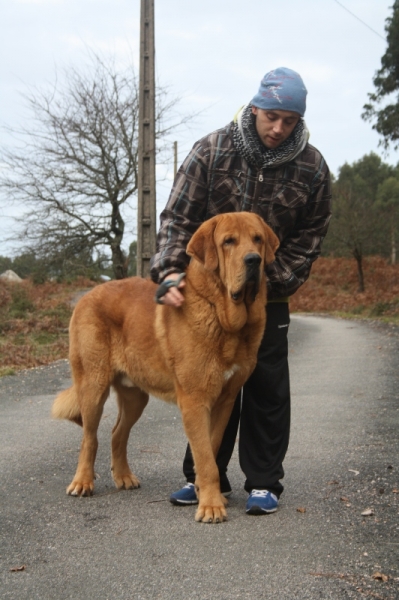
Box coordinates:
[223,364,240,382]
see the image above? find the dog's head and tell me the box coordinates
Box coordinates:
[187,212,279,304]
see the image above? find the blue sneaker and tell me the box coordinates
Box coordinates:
[169,483,198,505]
[169,482,232,506]
[246,490,278,515]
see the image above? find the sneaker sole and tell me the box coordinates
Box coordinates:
[246,505,277,515]
[170,490,232,506]
[169,498,198,505]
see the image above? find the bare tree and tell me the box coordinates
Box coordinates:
[0,53,192,279]
[328,181,379,293]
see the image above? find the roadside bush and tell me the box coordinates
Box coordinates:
[8,286,35,318]
[0,282,12,309]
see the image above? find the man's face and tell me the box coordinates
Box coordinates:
[251,106,300,149]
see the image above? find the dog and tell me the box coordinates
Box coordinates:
[52,212,279,523]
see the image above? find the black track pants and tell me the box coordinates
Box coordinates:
[182,302,291,497]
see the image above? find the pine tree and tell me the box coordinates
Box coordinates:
[362,1,399,149]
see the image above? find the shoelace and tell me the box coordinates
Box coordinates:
[250,490,278,503]
[250,489,270,497]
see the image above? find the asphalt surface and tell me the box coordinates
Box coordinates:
[0,314,398,600]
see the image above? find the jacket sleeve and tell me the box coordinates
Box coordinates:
[150,140,210,284]
[266,160,332,300]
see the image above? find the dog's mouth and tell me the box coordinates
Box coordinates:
[230,268,261,304]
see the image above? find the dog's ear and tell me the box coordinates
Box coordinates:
[263,223,280,265]
[187,218,219,271]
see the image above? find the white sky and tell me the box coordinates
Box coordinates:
[0,0,394,256]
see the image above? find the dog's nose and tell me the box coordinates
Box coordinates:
[244,253,261,267]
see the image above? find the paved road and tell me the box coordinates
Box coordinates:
[1,315,398,599]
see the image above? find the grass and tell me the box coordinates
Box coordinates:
[1,256,399,377]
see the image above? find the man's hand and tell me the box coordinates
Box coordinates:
[156,273,186,307]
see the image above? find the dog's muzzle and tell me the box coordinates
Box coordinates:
[231,253,262,302]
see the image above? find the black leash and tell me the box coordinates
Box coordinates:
[154,273,186,304]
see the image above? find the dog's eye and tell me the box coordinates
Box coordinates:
[224,237,235,246]
[253,235,262,244]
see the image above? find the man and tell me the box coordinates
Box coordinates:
[150,67,331,515]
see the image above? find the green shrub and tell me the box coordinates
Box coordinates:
[9,287,35,318]
[351,305,365,315]
[369,302,390,317]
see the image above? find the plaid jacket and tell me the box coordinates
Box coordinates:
[150,121,332,299]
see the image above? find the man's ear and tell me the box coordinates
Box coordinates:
[263,222,280,265]
[187,218,219,271]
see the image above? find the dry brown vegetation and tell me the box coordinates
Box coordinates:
[0,278,95,377]
[1,256,399,376]
[290,256,399,319]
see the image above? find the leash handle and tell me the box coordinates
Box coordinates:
[154,273,186,304]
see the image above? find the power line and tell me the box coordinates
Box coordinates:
[333,0,386,41]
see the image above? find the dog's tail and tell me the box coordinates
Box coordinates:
[52,387,83,427]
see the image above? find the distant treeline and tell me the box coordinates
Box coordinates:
[322,152,399,291]
[0,241,137,284]
[1,152,398,290]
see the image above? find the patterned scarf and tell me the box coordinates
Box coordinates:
[232,103,310,169]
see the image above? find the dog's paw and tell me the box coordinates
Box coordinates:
[112,471,141,490]
[66,480,94,496]
[195,503,227,524]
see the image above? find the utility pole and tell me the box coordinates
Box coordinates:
[137,0,156,278]
[173,141,178,178]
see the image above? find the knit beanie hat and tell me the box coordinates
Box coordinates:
[251,67,307,117]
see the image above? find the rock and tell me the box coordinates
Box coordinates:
[0,269,23,282]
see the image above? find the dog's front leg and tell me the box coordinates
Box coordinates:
[178,393,227,523]
[209,386,240,460]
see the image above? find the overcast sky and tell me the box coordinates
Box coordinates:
[0,0,394,256]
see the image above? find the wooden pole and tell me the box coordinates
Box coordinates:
[137,0,156,278]
[174,140,178,178]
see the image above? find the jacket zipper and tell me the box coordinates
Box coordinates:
[252,171,263,213]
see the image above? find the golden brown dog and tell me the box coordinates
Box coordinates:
[52,212,279,523]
